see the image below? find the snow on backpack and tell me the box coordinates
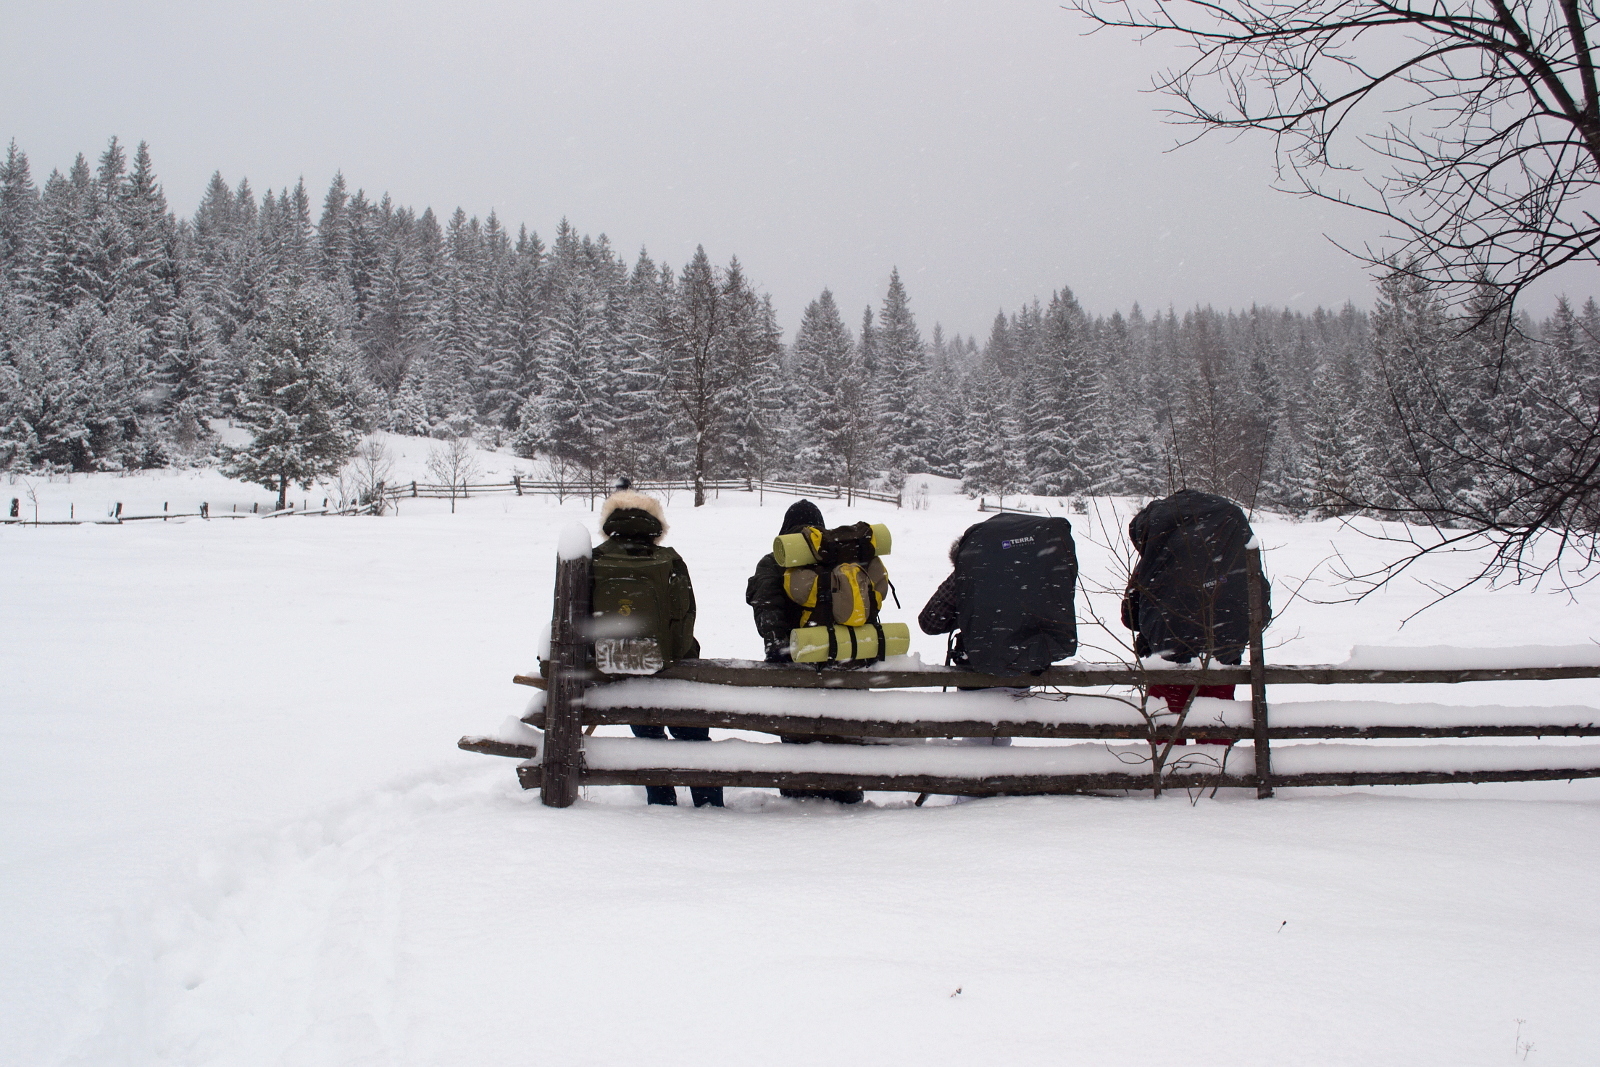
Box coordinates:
[772,521,911,664]
[953,512,1078,675]
[590,544,696,675]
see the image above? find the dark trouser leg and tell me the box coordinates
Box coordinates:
[777,735,862,804]
[668,726,724,807]
[631,725,678,805]
[1148,684,1237,746]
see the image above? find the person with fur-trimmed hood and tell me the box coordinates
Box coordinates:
[596,483,721,808]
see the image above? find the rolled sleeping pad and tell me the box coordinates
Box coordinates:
[772,523,893,568]
[773,531,816,568]
[868,523,891,556]
[789,622,911,663]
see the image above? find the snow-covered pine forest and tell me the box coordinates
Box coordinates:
[3,138,1597,517]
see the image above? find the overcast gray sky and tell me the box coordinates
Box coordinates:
[1,0,1531,339]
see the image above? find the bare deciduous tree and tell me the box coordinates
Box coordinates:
[339,437,395,515]
[656,248,775,507]
[1071,0,1600,315]
[1072,0,1600,591]
[427,435,481,514]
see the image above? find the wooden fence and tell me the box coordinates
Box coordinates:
[387,476,901,506]
[460,548,1600,805]
[1,497,382,526]
[1,476,889,527]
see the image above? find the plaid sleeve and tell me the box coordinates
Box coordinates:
[917,571,960,635]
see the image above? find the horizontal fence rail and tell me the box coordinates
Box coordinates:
[3,478,887,527]
[1,500,383,525]
[387,476,901,505]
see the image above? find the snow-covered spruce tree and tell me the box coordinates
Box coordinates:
[961,361,1024,498]
[1083,309,1150,496]
[1295,360,1368,516]
[478,224,546,433]
[1025,288,1097,495]
[425,208,486,436]
[1166,307,1273,508]
[0,297,155,471]
[220,285,363,509]
[791,288,870,488]
[921,326,969,479]
[874,268,929,486]
[513,271,607,479]
[0,141,40,294]
[716,267,786,484]
[360,213,432,399]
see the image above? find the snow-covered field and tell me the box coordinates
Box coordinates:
[4,448,1599,1065]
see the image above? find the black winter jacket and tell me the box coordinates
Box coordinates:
[745,499,826,661]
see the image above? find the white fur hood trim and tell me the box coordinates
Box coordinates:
[599,489,667,539]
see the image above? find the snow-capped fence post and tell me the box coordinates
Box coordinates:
[1246,545,1273,798]
[542,527,594,807]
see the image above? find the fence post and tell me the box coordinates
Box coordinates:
[514,475,522,496]
[411,480,417,498]
[542,548,592,807]
[1246,546,1273,799]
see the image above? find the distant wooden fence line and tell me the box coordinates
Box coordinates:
[385,476,902,506]
[1,477,892,527]
[461,547,1600,805]
[1,497,383,526]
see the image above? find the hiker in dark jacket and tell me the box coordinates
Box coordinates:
[745,498,863,804]
[920,512,1079,676]
[918,538,970,667]
[746,498,826,664]
[1120,489,1271,741]
[919,536,1012,751]
[597,487,722,808]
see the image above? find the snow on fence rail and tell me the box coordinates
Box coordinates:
[0,477,888,527]
[386,476,901,505]
[0,498,382,526]
[459,548,1600,804]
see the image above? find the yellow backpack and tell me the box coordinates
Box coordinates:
[775,522,908,662]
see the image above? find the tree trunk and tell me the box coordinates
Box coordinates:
[277,474,287,511]
[694,430,707,507]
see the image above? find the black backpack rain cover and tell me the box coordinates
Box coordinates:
[1126,489,1254,664]
[954,513,1078,675]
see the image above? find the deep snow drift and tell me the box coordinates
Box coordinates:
[3,458,1598,1065]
